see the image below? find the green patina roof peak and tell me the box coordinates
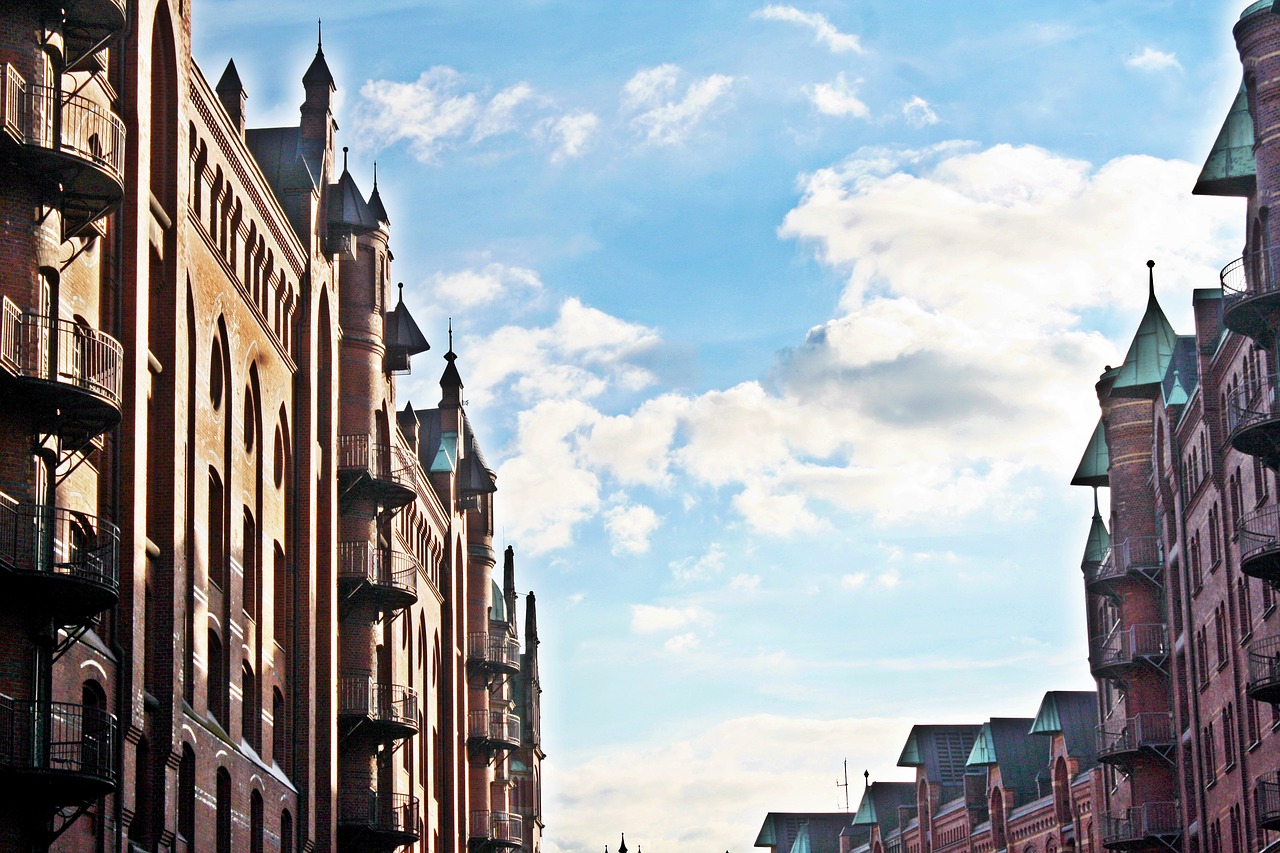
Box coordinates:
[1111,261,1177,396]
[1071,418,1109,487]
[966,723,997,766]
[1194,82,1255,197]
[1082,490,1111,567]
[1165,369,1189,407]
[851,791,877,826]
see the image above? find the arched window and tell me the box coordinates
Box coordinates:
[990,787,1006,851]
[208,469,225,589]
[178,744,196,847]
[273,687,286,770]
[208,629,225,723]
[280,810,294,853]
[242,661,259,752]
[216,768,232,853]
[250,789,264,853]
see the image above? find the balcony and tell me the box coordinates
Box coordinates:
[1096,712,1174,769]
[1100,802,1180,851]
[1238,505,1280,583]
[1084,536,1162,595]
[1259,779,1280,833]
[1,65,125,238]
[62,0,128,70]
[468,810,523,850]
[337,676,418,743]
[0,695,118,804]
[1222,252,1280,346]
[337,435,419,510]
[1229,377,1280,468]
[337,541,418,614]
[1246,635,1280,704]
[337,788,420,849]
[0,300,123,444]
[467,631,521,678]
[467,709,521,752]
[0,498,119,624]
[1089,624,1168,681]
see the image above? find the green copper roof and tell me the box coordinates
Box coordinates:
[788,825,812,853]
[1194,83,1255,197]
[491,579,506,622]
[430,431,458,473]
[1165,370,1189,407]
[897,729,924,766]
[966,723,997,766]
[1071,419,1109,488]
[1082,495,1111,566]
[755,817,778,847]
[851,792,878,827]
[1111,263,1177,397]
[1030,694,1067,735]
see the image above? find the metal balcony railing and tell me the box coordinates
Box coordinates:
[469,810,523,846]
[1228,378,1280,441]
[0,695,117,785]
[0,300,123,410]
[0,498,120,597]
[1258,779,1280,831]
[338,541,417,595]
[0,65,125,187]
[1239,506,1280,572]
[337,788,420,839]
[1096,712,1174,761]
[468,709,521,747]
[468,632,521,673]
[1247,635,1280,702]
[1100,802,1180,847]
[1221,250,1280,307]
[1085,536,1162,588]
[337,676,418,731]
[337,435,421,493]
[1090,624,1168,674]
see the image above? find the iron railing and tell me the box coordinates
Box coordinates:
[0,695,118,784]
[1221,250,1280,307]
[0,299,123,409]
[337,435,422,493]
[0,65,125,186]
[0,498,119,595]
[468,709,521,746]
[1258,779,1280,831]
[1086,536,1162,587]
[337,676,417,730]
[1090,624,1168,673]
[469,810,523,845]
[1096,712,1174,759]
[1239,506,1280,568]
[1228,377,1280,440]
[1247,635,1280,698]
[1100,802,1180,846]
[337,541,417,596]
[468,632,521,672]
[337,788,419,838]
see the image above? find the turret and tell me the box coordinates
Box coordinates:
[216,59,247,136]
[300,21,336,147]
[440,323,464,408]
[504,546,518,633]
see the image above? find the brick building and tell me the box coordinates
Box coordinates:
[0,2,543,853]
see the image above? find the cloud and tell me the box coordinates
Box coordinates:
[568,593,585,605]
[751,5,864,54]
[664,632,700,653]
[545,715,912,853]
[630,604,711,634]
[622,65,736,145]
[537,111,600,161]
[1126,47,1182,72]
[841,572,867,590]
[428,262,542,310]
[670,543,727,585]
[902,95,939,127]
[807,74,870,119]
[604,501,661,555]
[471,83,535,142]
[729,573,761,592]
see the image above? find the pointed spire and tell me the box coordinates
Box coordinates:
[368,161,391,224]
[525,590,539,646]
[504,546,518,628]
[1166,369,1189,407]
[441,319,464,396]
[303,19,336,87]
[619,834,628,853]
[216,59,248,135]
[1082,488,1111,568]
[1071,418,1109,488]
[1111,260,1177,398]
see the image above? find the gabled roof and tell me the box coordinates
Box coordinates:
[1194,82,1256,197]
[1161,337,1198,409]
[329,166,380,234]
[1070,419,1109,488]
[897,725,981,790]
[851,782,915,832]
[1028,691,1099,770]
[754,814,850,853]
[1111,263,1177,398]
[386,286,431,357]
[965,718,1046,804]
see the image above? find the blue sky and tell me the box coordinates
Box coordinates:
[199,2,1248,851]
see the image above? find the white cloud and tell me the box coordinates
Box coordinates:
[568,593,585,605]
[663,632,701,653]
[630,604,711,634]
[669,543,726,585]
[807,74,869,119]
[841,572,867,590]
[622,65,736,146]
[537,111,600,161]
[428,262,542,310]
[729,573,761,592]
[1126,47,1182,72]
[545,715,911,853]
[472,82,535,142]
[604,501,661,555]
[357,68,481,161]
[751,5,864,54]
[902,95,939,127]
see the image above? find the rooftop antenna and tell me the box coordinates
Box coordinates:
[836,760,850,812]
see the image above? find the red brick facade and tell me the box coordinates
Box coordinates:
[0,2,543,853]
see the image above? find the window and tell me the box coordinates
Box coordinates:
[208,629,226,723]
[210,336,223,409]
[250,790,264,853]
[273,687,286,770]
[242,662,259,753]
[1224,704,1236,768]
[216,768,232,853]
[280,811,293,853]
[179,745,195,849]
[243,510,258,622]
[209,470,225,589]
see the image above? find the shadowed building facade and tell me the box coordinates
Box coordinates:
[0,2,543,853]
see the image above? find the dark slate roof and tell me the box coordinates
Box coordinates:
[897,725,981,797]
[303,42,335,87]
[1194,83,1255,198]
[216,58,244,96]
[386,287,431,357]
[329,167,380,234]
[851,782,915,834]
[244,127,325,240]
[965,718,1048,806]
[754,814,851,853]
[1070,419,1109,488]
[1029,691,1099,772]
